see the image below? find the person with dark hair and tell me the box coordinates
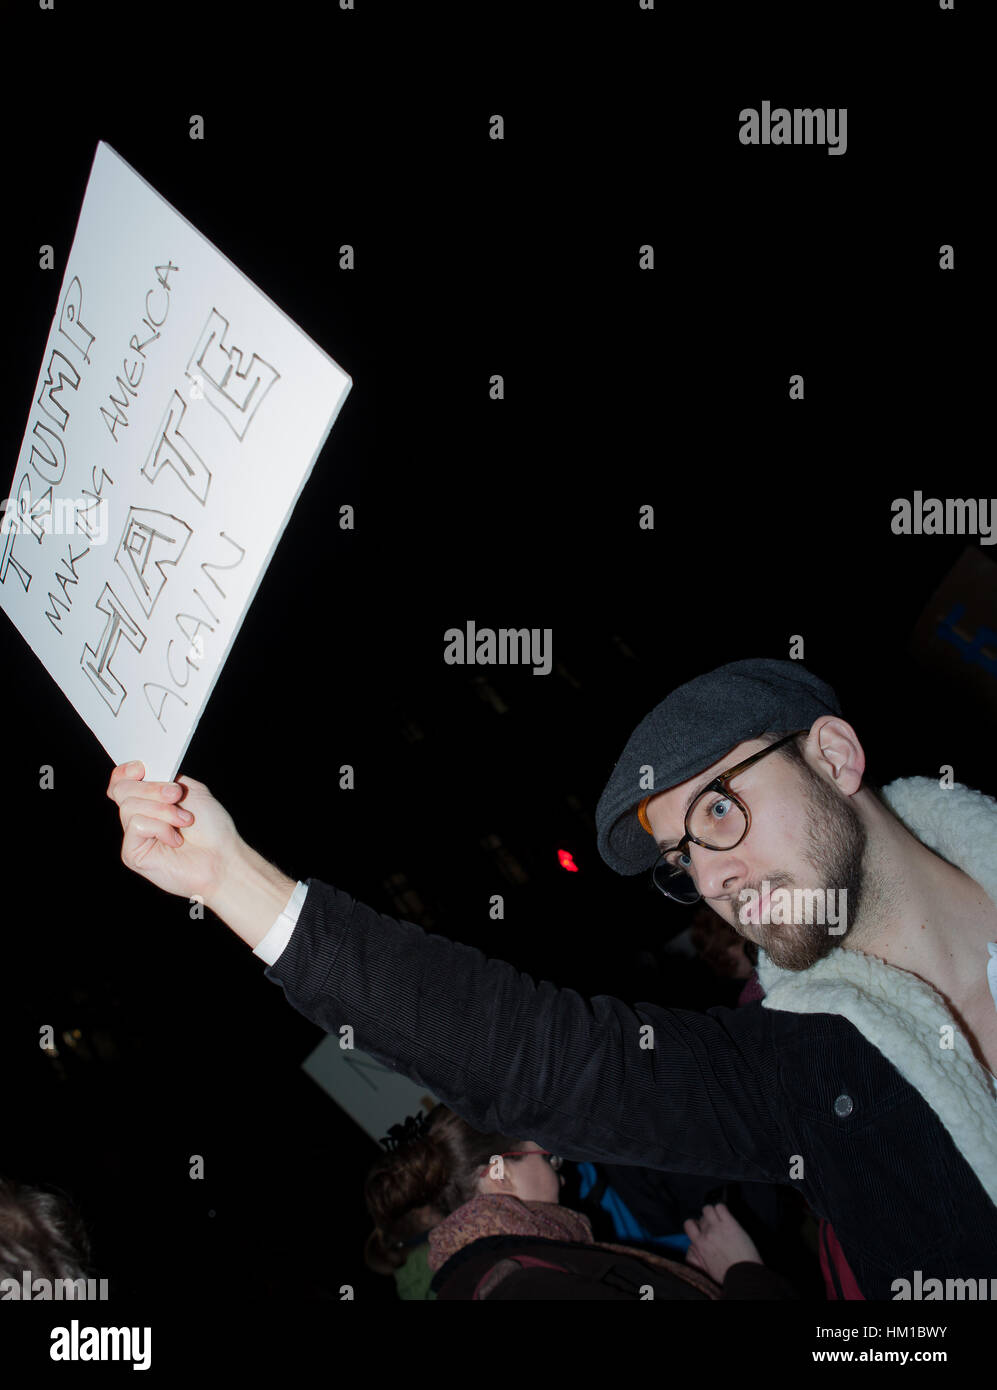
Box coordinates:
[362,1104,796,1300]
[106,658,997,1299]
[0,1177,98,1298]
[689,903,756,983]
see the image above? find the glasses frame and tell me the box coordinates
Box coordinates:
[651,730,809,903]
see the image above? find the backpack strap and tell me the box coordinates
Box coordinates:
[432,1233,720,1300]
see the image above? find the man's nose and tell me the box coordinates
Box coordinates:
[688,843,748,902]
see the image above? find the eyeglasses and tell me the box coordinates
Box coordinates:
[484,1150,564,1172]
[650,731,808,905]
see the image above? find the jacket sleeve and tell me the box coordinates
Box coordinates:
[263,878,791,1183]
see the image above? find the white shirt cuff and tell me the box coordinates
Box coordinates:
[253,880,309,966]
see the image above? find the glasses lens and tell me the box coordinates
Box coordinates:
[688,789,746,848]
[652,857,701,903]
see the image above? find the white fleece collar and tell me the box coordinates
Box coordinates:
[755,776,997,1207]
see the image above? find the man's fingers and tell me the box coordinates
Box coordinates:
[118,795,193,833]
[111,781,179,810]
[121,814,184,860]
[107,761,145,798]
[108,771,184,809]
[107,764,207,802]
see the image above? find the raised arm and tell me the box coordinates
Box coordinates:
[107,762,790,1182]
[262,874,790,1182]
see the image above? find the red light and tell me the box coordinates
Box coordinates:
[558,849,579,873]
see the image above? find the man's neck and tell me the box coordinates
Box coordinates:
[842,800,997,1003]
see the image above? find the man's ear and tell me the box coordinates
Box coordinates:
[807,716,865,794]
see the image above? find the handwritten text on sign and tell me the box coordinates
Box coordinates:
[0,142,351,780]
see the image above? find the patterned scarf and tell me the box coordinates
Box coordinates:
[427,1193,720,1297]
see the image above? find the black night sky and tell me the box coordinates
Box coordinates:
[1,0,992,1365]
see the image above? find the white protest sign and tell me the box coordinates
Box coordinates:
[1,141,351,781]
[302,1034,438,1146]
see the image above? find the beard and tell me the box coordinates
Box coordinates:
[743,762,868,972]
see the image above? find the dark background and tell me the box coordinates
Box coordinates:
[1,0,992,1355]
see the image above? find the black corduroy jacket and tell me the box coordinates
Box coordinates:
[264,877,997,1300]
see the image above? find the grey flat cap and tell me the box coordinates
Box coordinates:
[595,658,842,876]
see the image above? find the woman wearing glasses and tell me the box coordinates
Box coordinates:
[362,1104,797,1301]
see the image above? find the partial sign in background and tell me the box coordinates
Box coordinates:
[302,1035,438,1146]
[0,142,351,781]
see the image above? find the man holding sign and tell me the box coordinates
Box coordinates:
[106,657,997,1301]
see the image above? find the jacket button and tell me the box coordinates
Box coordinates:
[834,1093,854,1117]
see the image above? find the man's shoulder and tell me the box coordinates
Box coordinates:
[716,989,892,1058]
[703,989,859,1048]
